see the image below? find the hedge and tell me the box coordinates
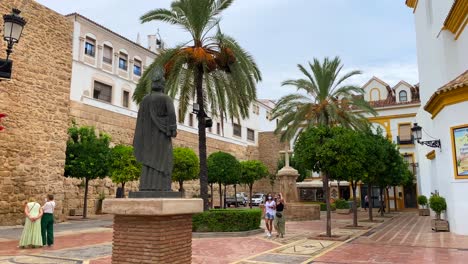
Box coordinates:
[320,202,336,211]
[192,209,262,232]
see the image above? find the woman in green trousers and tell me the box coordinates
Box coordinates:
[41,194,56,246]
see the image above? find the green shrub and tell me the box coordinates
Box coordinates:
[320,202,336,211]
[192,209,262,232]
[334,199,350,209]
[429,194,447,219]
[417,195,428,208]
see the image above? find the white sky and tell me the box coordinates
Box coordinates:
[35,0,419,100]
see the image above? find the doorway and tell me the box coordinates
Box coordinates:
[360,185,380,208]
[404,184,417,208]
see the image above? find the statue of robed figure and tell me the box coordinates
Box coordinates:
[129,67,181,198]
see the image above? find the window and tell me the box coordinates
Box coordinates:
[398,123,413,144]
[122,91,130,108]
[399,91,408,102]
[252,104,260,115]
[93,81,112,103]
[247,128,255,141]
[133,59,142,76]
[207,125,212,133]
[189,114,194,127]
[84,37,95,57]
[103,45,113,64]
[119,53,128,70]
[233,123,242,137]
[216,122,221,135]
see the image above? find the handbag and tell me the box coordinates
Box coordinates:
[275,212,282,218]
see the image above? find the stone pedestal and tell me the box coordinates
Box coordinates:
[277,166,300,203]
[284,203,320,221]
[103,198,203,264]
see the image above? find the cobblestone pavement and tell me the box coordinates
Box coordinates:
[1,211,467,263]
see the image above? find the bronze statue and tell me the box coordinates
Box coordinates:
[130,67,180,198]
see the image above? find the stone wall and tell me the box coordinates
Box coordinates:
[0,0,73,225]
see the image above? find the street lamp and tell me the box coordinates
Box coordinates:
[192,103,213,128]
[411,123,441,148]
[0,8,27,79]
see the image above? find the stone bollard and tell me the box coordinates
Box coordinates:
[103,198,203,264]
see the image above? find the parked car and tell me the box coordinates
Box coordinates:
[225,193,248,207]
[250,193,265,206]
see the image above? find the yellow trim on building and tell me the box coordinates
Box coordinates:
[443,0,468,39]
[368,113,417,121]
[424,86,468,119]
[451,124,468,180]
[370,119,392,140]
[405,0,417,8]
[426,150,436,160]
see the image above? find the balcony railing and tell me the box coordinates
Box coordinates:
[397,135,414,145]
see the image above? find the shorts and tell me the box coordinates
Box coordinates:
[265,212,275,220]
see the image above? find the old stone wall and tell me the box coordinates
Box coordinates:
[0,0,73,225]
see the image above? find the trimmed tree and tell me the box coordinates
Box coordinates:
[240,160,269,208]
[173,147,200,196]
[109,145,142,198]
[207,151,241,209]
[64,124,111,218]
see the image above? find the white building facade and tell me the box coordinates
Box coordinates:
[406,0,468,235]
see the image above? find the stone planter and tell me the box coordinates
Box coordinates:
[431,219,449,232]
[336,208,350,214]
[419,208,430,216]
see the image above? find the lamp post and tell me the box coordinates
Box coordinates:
[411,123,441,149]
[192,103,213,128]
[0,8,27,79]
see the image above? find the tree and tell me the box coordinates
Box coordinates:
[64,124,111,218]
[135,0,261,211]
[207,151,241,208]
[240,160,269,208]
[109,145,142,198]
[273,57,376,237]
[173,147,200,195]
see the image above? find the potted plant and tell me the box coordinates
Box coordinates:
[429,193,449,231]
[417,195,430,216]
[335,199,350,214]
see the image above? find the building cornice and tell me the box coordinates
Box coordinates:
[368,113,417,122]
[443,0,468,40]
[424,71,468,119]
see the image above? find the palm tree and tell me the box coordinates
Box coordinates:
[271,56,376,237]
[134,0,261,210]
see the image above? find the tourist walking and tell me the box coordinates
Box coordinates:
[364,194,369,211]
[41,194,56,246]
[274,193,286,238]
[19,198,43,248]
[263,193,276,238]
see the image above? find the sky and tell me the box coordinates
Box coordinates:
[36,0,419,100]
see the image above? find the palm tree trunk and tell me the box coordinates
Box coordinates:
[83,178,89,219]
[368,183,373,222]
[351,181,358,227]
[195,65,209,211]
[323,172,331,237]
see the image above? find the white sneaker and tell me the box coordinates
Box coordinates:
[267,232,272,238]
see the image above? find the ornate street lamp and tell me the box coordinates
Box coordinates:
[0,8,27,79]
[192,103,212,128]
[411,123,441,148]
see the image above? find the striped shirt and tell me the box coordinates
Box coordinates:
[43,201,55,214]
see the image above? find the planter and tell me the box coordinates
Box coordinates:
[95,199,103,215]
[336,208,350,214]
[419,208,430,216]
[431,219,449,232]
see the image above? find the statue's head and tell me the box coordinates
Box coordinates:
[151,66,165,92]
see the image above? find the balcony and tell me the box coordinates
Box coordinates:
[397,135,414,145]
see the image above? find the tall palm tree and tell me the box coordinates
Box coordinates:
[134,0,261,210]
[271,56,376,237]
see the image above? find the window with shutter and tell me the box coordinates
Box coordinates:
[398,123,413,144]
[93,81,112,103]
[103,45,113,64]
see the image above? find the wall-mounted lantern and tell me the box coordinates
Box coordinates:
[0,8,27,79]
[411,123,441,149]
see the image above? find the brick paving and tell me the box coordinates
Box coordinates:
[0,211,467,263]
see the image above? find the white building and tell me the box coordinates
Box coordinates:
[66,13,277,150]
[406,0,468,235]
